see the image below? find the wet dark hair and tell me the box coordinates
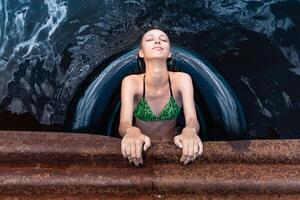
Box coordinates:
[136,26,174,73]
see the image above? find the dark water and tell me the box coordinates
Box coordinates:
[0,0,300,140]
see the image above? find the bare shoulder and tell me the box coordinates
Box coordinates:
[121,74,142,86]
[169,71,192,84]
[121,74,143,95]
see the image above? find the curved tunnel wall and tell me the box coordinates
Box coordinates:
[1,1,300,139]
[67,46,248,140]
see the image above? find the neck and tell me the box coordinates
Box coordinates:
[144,59,168,88]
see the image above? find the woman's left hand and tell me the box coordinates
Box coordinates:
[173,127,203,165]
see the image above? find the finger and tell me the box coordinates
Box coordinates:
[125,143,133,163]
[136,141,143,164]
[130,143,139,167]
[197,141,203,157]
[180,141,188,163]
[192,143,199,161]
[143,136,151,151]
[121,141,126,159]
[184,141,194,165]
[174,135,183,149]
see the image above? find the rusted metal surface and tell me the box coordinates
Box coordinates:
[0,130,299,199]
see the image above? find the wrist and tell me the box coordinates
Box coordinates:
[126,126,134,134]
[183,127,197,134]
[126,126,140,135]
[126,126,132,134]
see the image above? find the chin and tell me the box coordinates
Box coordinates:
[148,54,169,60]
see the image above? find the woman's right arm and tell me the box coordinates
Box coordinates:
[118,75,138,136]
[118,76,151,167]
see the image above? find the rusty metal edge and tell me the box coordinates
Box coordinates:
[0,130,300,198]
[0,130,299,164]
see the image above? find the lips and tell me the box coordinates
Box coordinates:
[152,46,164,51]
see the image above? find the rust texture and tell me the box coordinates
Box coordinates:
[0,130,299,199]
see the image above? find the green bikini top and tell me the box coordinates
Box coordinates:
[133,73,182,121]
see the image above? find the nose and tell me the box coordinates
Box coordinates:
[154,39,160,44]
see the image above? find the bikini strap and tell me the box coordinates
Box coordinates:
[168,74,173,97]
[143,74,145,97]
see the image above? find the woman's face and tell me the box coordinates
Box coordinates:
[139,29,171,60]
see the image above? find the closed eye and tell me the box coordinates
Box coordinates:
[146,39,167,42]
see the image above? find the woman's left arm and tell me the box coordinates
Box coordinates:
[174,73,203,165]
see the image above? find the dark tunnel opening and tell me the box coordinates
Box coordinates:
[65,46,248,141]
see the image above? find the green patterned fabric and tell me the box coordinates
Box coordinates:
[133,96,181,121]
[133,74,181,121]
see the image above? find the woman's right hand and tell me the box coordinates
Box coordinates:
[121,127,151,167]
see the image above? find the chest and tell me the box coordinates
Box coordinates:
[133,87,182,116]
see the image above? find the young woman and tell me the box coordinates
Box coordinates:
[119,28,203,167]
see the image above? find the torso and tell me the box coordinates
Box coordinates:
[131,71,183,142]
